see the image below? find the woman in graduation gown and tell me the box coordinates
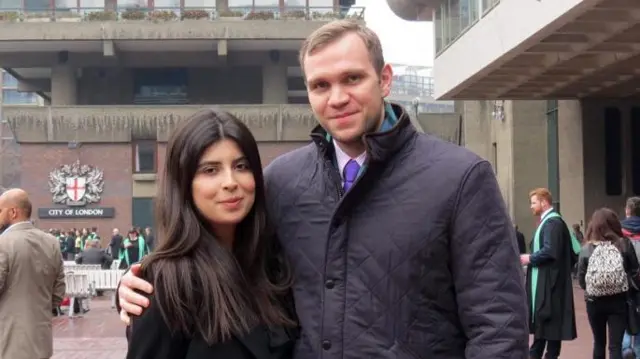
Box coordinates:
[125,109,298,359]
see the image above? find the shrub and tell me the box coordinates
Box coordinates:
[282,10,305,19]
[148,10,177,21]
[0,11,20,21]
[121,8,146,20]
[86,10,117,21]
[245,11,273,20]
[181,9,209,20]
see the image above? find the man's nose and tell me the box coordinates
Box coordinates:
[328,85,349,106]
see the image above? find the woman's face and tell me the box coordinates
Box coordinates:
[192,138,256,232]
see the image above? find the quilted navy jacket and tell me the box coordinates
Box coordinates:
[264,103,529,359]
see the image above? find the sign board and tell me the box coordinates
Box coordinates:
[38,207,115,219]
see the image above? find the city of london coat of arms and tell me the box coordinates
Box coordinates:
[48,160,105,206]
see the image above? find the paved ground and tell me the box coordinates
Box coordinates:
[53,285,594,358]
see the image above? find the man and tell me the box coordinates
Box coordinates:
[0,188,66,359]
[109,228,123,260]
[76,239,113,269]
[117,20,529,358]
[143,227,154,251]
[622,197,640,358]
[521,188,577,359]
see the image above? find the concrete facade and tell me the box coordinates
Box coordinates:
[386,0,640,236]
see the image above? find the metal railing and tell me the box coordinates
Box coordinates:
[0,5,365,22]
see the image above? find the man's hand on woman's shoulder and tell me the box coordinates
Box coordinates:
[118,263,154,325]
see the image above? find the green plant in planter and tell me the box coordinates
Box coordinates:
[181,9,209,20]
[245,11,273,20]
[121,7,146,20]
[217,9,243,17]
[85,10,117,21]
[148,10,177,21]
[0,11,19,22]
[282,10,305,19]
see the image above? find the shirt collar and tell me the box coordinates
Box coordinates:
[541,207,554,219]
[3,220,32,234]
[333,140,366,180]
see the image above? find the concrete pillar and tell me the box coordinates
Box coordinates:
[51,65,77,106]
[557,100,585,227]
[262,64,288,104]
[510,100,548,239]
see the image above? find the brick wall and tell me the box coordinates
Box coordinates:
[20,143,132,247]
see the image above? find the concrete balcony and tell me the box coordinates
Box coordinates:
[0,5,365,41]
[3,104,318,143]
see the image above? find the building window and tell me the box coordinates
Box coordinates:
[2,90,38,105]
[631,107,640,195]
[134,141,157,173]
[604,107,622,196]
[2,72,18,87]
[132,197,155,230]
[436,0,497,55]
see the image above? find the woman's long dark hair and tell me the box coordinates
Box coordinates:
[585,208,624,248]
[142,109,294,344]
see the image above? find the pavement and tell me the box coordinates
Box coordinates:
[52,285,594,358]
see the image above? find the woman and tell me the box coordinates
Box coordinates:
[126,109,297,359]
[119,228,150,270]
[578,208,640,359]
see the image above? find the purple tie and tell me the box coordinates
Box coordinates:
[343,159,360,191]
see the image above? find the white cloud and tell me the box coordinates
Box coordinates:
[356,0,434,66]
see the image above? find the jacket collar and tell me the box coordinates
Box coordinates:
[309,101,416,163]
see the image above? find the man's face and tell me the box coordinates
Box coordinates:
[530,195,545,216]
[303,32,392,145]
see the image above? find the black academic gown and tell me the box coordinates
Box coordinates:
[525,214,577,341]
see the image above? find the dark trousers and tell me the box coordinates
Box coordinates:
[586,293,627,359]
[530,338,561,359]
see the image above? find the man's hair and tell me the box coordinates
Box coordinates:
[298,20,385,76]
[529,188,553,205]
[626,197,640,217]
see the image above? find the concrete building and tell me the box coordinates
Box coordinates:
[0,1,364,240]
[388,0,640,238]
[388,63,454,115]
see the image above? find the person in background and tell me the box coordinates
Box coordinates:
[143,227,154,251]
[109,228,123,262]
[522,188,577,359]
[0,188,66,359]
[119,229,149,270]
[578,208,640,359]
[622,196,640,358]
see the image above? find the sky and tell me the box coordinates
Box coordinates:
[355,0,434,67]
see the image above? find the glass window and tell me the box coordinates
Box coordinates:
[459,0,470,31]
[448,0,460,43]
[132,197,155,230]
[134,141,156,173]
[469,0,479,23]
[1,72,18,88]
[2,90,38,105]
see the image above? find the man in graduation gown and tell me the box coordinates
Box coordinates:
[521,188,577,359]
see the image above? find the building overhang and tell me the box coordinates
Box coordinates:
[437,0,640,100]
[386,0,435,21]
